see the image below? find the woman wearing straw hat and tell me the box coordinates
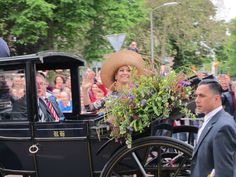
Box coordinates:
[82,49,145,112]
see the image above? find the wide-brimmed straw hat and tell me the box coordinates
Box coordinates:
[100,49,145,90]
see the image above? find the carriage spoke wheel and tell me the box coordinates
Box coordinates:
[100,136,193,177]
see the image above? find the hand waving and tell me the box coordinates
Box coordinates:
[82,68,95,91]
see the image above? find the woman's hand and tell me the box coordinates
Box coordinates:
[82,68,95,91]
[81,68,95,106]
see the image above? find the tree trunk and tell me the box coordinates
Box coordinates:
[47,21,54,50]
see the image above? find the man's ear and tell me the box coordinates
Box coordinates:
[215,94,222,102]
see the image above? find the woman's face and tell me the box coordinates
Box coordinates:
[218,76,230,91]
[115,65,131,85]
[92,84,105,99]
[52,89,61,99]
[91,84,99,92]
[55,76,64,86]
[13,76,24,88]
[61,92,70,105]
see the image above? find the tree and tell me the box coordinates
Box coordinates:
[0,0,147,62]
[0,0,91,54]
[221,19,236,76]
[130,0,227,69]
[0,0,229,70]
[82,0,147,62]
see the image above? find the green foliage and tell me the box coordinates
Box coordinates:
[105,69,194,147]
[0,0,146,60]
[83,0,146,62]
[5,0,55,44]
[0,0,92,54]
[221,19,236,76]
[131,0,227,69]
[0,0,229,70]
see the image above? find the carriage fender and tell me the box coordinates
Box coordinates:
[96,138,123,157]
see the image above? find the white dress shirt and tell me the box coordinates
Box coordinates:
[197,106,223,142]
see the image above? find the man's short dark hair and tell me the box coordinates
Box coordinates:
[198,79,222,95]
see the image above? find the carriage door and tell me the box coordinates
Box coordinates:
[0,66,36,176]
[32,69,91,177]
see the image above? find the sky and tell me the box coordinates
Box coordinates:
[212,0,236,22]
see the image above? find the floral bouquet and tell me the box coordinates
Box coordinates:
[105,69,195,148]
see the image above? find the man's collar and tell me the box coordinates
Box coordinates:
[205,106,223,119]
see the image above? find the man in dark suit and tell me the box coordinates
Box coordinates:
[36,73,64,122]
[191,79,236,177]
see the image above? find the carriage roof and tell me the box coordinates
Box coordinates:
[0,51,85,66]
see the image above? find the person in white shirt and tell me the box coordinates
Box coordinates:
[191,79,236,177]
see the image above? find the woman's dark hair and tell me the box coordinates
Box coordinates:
[54,75,66,84]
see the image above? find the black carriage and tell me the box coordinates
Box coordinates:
[0,52,198,177]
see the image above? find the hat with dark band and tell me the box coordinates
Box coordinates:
[100,49,145,90]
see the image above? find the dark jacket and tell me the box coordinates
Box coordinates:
[222,90,234,115]
[38,95,65,122]
[191,109,236,177]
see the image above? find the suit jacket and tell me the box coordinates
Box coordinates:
[39,96,65,122]
[191,109,236,177]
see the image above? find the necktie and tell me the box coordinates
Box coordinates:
[45,98,59,122]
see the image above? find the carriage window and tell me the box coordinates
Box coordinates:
[0,69,27,121]
[38,69,72,113]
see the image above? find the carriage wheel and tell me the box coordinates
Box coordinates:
[100,136,193,177]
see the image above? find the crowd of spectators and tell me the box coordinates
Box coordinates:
[35,68,108,114]
[45,71,72,113]
[1,37,236,122]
